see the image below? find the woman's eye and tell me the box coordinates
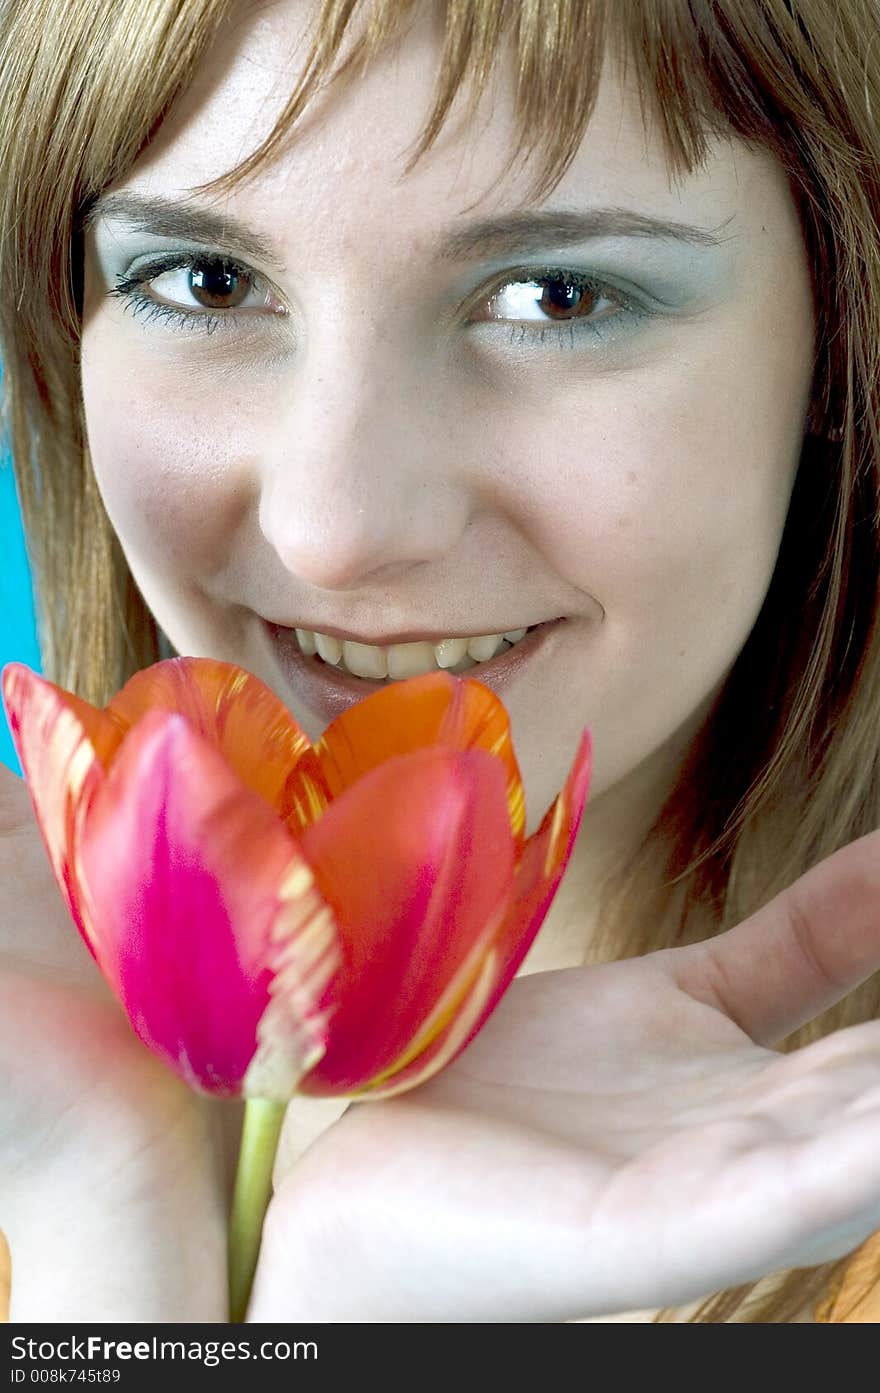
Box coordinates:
[471,270,649,349]
[109,254,284,334]
[108,254,649,350]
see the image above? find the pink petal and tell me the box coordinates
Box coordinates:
[78,709,340,1095]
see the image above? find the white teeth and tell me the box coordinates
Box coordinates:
[434,637,470,669]
[386,641,437,679]
[293,624,535,681]
[342,640,388,679]
[467,633,504,662]
[314,632,343,665]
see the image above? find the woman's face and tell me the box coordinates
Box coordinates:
[81,1,815,856]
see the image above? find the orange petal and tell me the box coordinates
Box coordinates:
[314,670,526,848]
[295,743,515,1095]
[106,656,331,828]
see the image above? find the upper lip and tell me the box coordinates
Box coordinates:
[262,617,561,647]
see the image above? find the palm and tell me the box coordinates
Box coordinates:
[252,830,880,1323]
[0,762,236,1319]
[422,959,878,1299]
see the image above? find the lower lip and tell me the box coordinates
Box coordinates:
[261,618,568,723]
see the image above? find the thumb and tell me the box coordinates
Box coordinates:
[674,826,880,1045]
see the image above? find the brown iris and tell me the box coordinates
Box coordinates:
[539,277,592,320]
[188,259,253,310]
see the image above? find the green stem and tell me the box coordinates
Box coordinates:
[228,1097,286,1323]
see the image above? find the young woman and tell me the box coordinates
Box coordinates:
[1,0,879,1321]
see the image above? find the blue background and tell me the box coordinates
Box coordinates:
[0,440,42,776]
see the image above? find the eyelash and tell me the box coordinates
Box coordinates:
[108,252,651,349]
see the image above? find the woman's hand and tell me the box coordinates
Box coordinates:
[0,761,237,1321]
[247,827,880,1323]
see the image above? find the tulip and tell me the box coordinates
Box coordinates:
[2,656,591,1318]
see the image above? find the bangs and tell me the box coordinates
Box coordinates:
[192,0,749,208]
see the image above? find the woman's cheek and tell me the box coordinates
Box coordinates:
[82,348,260,579]
[505,408,796,763]
[501,436,747,626]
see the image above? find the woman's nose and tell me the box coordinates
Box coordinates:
[257,352,475,593]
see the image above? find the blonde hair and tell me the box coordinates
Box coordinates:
[2,0,880,1322]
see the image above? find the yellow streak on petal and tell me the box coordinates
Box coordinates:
[281,768,332,836]
[67,730,97,805]
[243,856,342,1100]
[543,787,568,878]
[353,947,499,1101]
[278,863,314,899]
[486,727,526,841]
[305,776,327,824]
[442,683,525,847]
[508,776,526,842]
[351,893,509,1093]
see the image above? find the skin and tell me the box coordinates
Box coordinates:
[44,0,880,1324]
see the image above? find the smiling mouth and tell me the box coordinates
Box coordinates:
[262,617,569,721]
[262,617,568,683]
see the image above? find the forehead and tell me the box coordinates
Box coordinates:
[100,0,754,253]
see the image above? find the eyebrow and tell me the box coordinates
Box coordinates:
[84,191,736,269]
[84,192,287,269]
[438,207,736,259]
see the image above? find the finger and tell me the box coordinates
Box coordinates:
[674,826,880,1045]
